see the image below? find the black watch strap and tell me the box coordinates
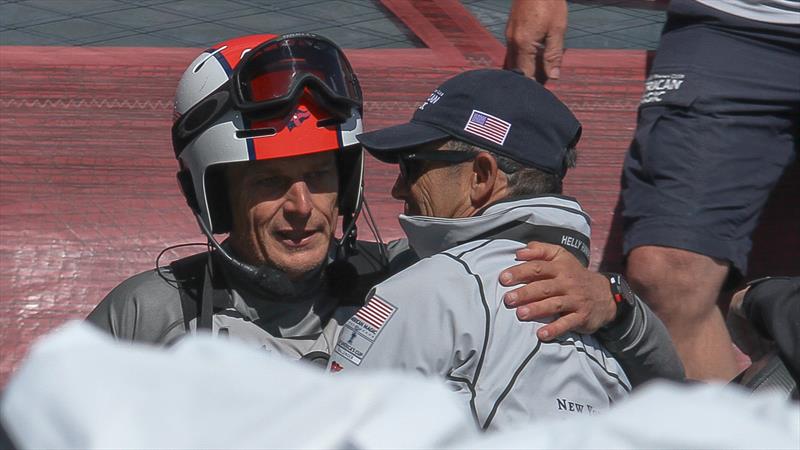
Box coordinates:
[604,272,636,327]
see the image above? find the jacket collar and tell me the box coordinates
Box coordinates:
[398,195,592,266]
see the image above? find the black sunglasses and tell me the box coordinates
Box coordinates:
[398,148,520,182]
[398,149,479,182]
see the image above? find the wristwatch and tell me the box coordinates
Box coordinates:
[603,273,636,328]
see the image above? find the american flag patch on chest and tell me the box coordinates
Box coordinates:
[464,109,511,145]
[355,295,396,332]
[334,295,397,366]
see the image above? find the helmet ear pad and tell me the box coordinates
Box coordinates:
[203,165,234,235]
[178,165,232,234]
[176,165,234,235]
[177,169,200,214]
[336,146,363,216]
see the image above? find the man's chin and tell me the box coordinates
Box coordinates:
[269,247,329,280]
[279,260,326,281]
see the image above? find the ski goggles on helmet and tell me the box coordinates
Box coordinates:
[173,33,362,157]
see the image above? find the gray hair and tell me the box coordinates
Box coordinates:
[445,140,577,196]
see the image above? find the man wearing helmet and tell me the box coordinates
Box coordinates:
[88,33,375,362]
[88,34,681,383]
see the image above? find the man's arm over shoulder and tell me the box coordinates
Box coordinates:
[596,294,685,385]
[86,269,186,344]
[329,255,484,374]
[498,242,684,385]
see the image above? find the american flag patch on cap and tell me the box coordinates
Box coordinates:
[464,109,511,145]
[355,295,396,332]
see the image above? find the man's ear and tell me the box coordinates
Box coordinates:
[470,152,502,207]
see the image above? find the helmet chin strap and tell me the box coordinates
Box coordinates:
[326,209,360,298]
[193,211,357,300]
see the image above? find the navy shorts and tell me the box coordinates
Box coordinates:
[621,0,799,275]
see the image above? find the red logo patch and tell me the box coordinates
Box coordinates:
[287,108,311,130]
[330,361,343,373]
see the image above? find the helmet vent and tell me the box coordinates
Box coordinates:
[316,118,343,128]
[236,127,277,139]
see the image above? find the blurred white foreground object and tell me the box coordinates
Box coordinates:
[1,322,475,449]
[471,381,799,449]
[2,322,798,449]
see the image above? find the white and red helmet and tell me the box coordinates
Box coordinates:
[172,33,364,237]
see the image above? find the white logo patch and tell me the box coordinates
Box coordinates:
[640,73,686,104]
[419,89,444,110]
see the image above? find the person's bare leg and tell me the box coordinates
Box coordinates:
[626,245,739,381]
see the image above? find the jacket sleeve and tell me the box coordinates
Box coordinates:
[742,277,800,376]
[86,270,186,344]
[328,256,485,375]
[596,294,686,386]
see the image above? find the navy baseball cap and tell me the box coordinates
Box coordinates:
[358,69,582,177]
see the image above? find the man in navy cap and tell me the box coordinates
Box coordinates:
[328,69,681,429]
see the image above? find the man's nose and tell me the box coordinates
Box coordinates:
[284,181,313,217]
[390,173,408,200]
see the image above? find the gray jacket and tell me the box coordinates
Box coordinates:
[330,196,679,430]
[86,243,386,363]
[89,212,681,382]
